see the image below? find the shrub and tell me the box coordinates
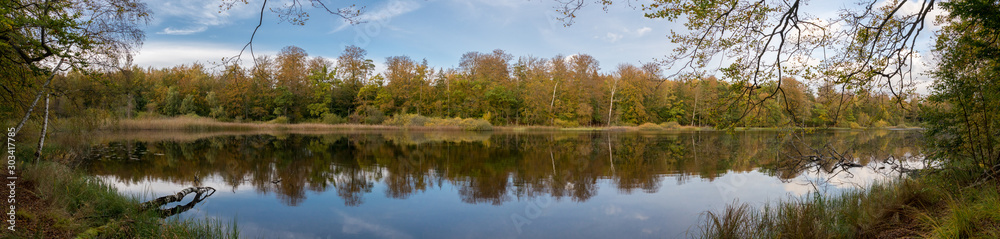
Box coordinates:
[321,113,346,125]
[348,106,385,124]
[553,119,579,128]
[209,106,227,119]
[460,118,493,131]
[873,120,889,128]
[638,122,663,131]
[144,102,158,114]
[660,121,681,130]
[426,117,463,127]
[365,114,385,125]
[849,122,863,129]
[268,116,289,124]
[857,112,872,126]
[409,115,429,126]
[384,114,428,127]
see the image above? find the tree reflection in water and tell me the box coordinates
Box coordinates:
[82,130,923,207]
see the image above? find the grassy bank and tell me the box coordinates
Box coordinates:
[698,169,1000,238]
[11,160,238,238]
[90,115,777,133]
[92,115,922,133]
[104,115,490,132]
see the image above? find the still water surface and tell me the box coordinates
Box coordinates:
[81,130,924,238]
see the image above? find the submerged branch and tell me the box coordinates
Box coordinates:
[139,186,217,217]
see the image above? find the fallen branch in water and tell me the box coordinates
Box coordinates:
[139,186,216,217]
[77,187,218,238]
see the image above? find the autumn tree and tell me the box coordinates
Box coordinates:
[331,45,374,117]
[515,56,554,125]
[2,0,151,137]
[273,46,311,120]
[557,0,936,128]
[383,56,426,115]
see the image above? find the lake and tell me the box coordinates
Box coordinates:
[79,129,924,238]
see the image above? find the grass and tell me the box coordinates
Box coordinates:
[107,115,489,132]
[697,169,1000,238]
[101,115,714,132]
[86,115,923,133]
[12,160,238,238]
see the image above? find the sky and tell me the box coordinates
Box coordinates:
[133,0,941,94]
[134,0,678,72]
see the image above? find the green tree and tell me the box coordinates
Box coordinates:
[2,0,151,135]
[179,94,197,115]
[162,87,181,116]
[332,45,374,117]
[927,0,1000,180]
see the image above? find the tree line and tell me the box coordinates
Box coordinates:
[47,45,923,128]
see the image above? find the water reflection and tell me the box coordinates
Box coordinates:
[83,130,923,208]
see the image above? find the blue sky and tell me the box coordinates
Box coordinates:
[135,0,680,74]
[134,0,940,94]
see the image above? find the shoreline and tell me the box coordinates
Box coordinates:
[95,116,923,133]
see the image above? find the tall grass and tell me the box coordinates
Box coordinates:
[106,114,501,132]
[18,161,238,238]
[698,172,1000,238]
[383,114,494,131]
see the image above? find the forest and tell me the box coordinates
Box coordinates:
[4,0,999,237]
[26,45,924,129]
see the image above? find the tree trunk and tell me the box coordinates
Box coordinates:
[14,58,65,136]
[33,93,50,162]
[607,81,617,127]
[692,83,700,126]
[550,82,559,125]
[139,186,216,213]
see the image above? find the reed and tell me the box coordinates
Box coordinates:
[696,171,1000,238]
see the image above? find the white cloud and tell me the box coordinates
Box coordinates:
[604,204,622,215]
[782,182,813,196]
[634,27,652,37]
[158,26,208,35]
[563,54,578,63]
[134,41,277,69]
[874,0,948,30]
[148,0,257,35]
[331,0,421,33]
[604,32,623,43]
[449,0,534,16]
[339,211,413,239]
[600,26,653,43]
